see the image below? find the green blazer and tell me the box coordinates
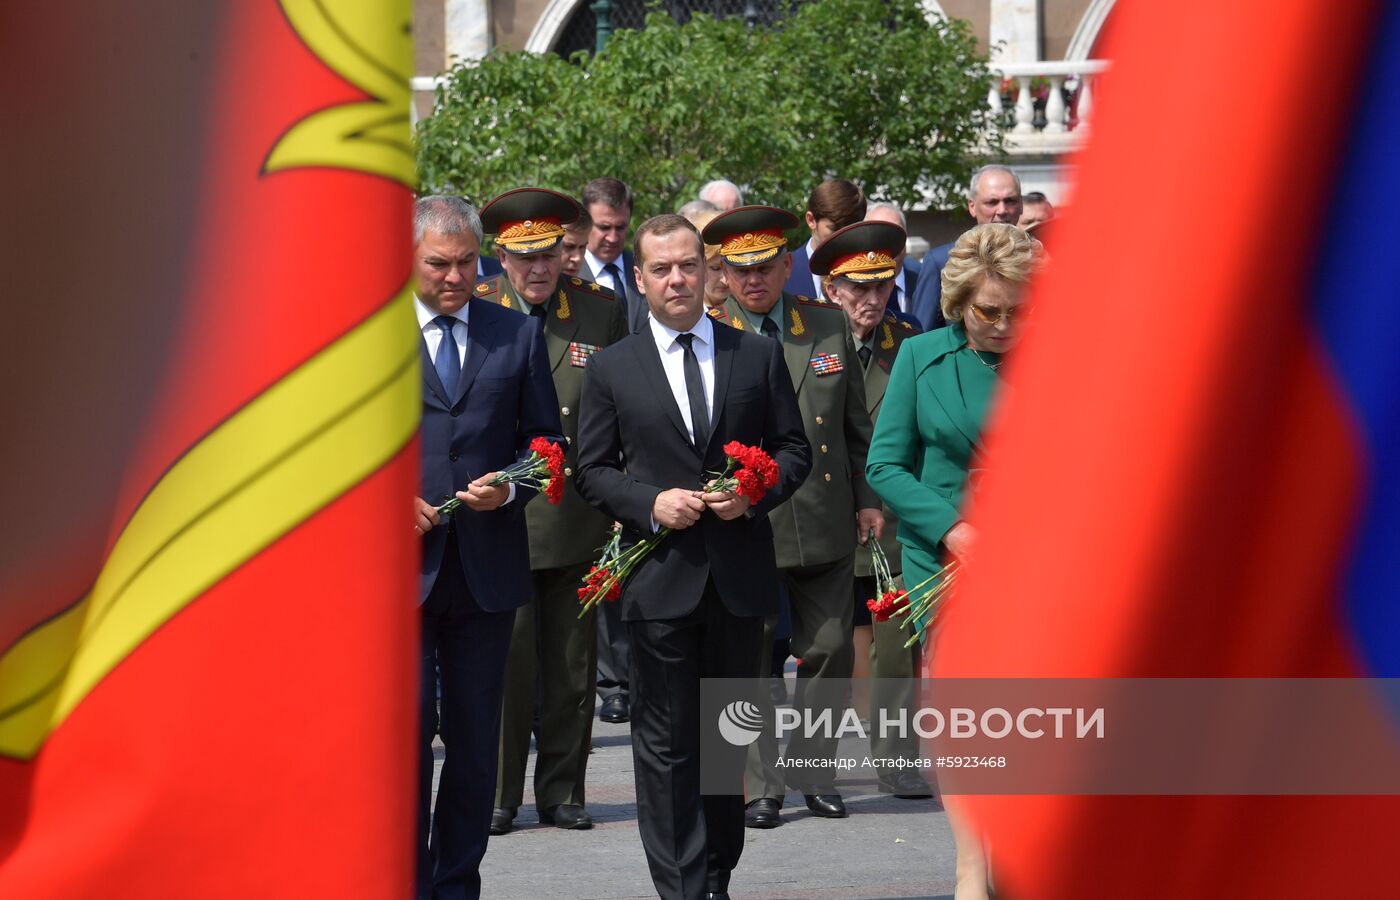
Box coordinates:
[477,273,628,570]
[717,291,878,568]
[865,323,1000,592]
[854,312,922,579]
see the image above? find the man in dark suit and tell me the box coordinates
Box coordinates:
[784,178,867,298]
[581,176,648,335]
[578,178,645,723]
[574,215,811,900]
[411,195,564,900]
[478,254,503,279]
[906,164,1023,331]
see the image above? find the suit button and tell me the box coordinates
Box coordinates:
[815,415,824,425]
[824,473,832,482]
[564,467,573,476]
[449,452,459,461]
[566,436,573,445]
[450,409,461,417]
[561,406,571,416]
[820,444,829,453]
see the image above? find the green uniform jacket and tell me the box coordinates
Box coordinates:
[717,292,879,568]
[865,323,999,593]
[477,273,628,570]
[853,312,922,579]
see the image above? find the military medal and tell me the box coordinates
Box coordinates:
[569,341,600,367]
[810,352,844,375]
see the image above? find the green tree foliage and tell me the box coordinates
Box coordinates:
[416,0,1001,225]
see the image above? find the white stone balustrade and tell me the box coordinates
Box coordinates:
[989,60,1110,155]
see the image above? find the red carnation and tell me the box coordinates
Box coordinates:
[545,475,565,504]
[866,590,907,623]
[735,468,767,503]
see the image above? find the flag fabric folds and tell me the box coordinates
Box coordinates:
[933,0,1400,897]
[0,1,419,895]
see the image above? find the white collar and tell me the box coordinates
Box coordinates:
[649,308,714,349]
[414,295,469,330]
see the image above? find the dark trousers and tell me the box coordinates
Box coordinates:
[745,554,857,798]
[418,535,516,900]
[628,581,763,900]
[496,561,598,812]
[596,592,631,700]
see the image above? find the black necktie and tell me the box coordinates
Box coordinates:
[528,300,546,318]
[858,345,873,370]
[433,315,460,394]
[676,333,709,451]
[602,262,627,315]
[760,316,780,341]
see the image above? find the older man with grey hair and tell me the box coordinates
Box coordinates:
[411,194,563,900]
[677,198,721,220]
[905,165,1023,330]
[864,202,923,320]
[698,178,743,211]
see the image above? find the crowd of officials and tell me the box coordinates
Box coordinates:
[410,167,1048,900]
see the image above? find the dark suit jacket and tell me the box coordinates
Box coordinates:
[907,242,952,332]
[583,251,648,333]
[784,242,815,298]
[574,320,812,621]
[479,254,503,279]
[419,298,564,610]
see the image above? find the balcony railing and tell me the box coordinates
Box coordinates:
[990,60,1110,155]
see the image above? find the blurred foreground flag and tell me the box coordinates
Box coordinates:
[934,0,1400,897]
[0,1,419,896]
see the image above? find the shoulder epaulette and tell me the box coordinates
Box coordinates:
[705,305,729,321]
[794,294,841,311]
[566,275,615,299]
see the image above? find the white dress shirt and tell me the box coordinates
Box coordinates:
[585,248,628,297]
[414,296,469,369]
[805,236,824,299]
[648,311,716,447]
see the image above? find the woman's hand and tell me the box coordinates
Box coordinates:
[943,521,978,565]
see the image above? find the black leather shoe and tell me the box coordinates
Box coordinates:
[878,770,934,799]
[489,807,516,835]
[599,693,630,723]
[804,793,848,818]
[705,893,731,899]
[743,797,782,829]
[539,803,594,830]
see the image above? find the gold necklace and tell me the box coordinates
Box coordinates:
[970,347,1002,371]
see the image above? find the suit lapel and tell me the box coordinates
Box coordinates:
[634,330,698,454]
[453,299,492,405]
[419,336,450,406]
[781,293,815,394]
[864,330,894,417]
[703,322,736,455]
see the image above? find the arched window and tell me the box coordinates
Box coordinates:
[551,0,810,59]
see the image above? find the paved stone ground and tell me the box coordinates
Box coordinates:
[434,676,958,899]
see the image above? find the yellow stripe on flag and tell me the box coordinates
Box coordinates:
[0,290,419,759]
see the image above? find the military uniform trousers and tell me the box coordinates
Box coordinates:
[495,561,599,812]
[744,554,857,798]
[854,573,924,769]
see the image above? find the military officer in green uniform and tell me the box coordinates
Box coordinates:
[811,221,933,800]
[700,207,883,826]
[477,188,629,835]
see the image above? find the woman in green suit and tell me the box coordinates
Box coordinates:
[865,222,1044,900]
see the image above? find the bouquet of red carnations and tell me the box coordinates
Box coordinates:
[436,437,565,517]
[864,534,959,647]
[576,442,779,614]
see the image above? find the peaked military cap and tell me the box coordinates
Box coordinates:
[480,187,581,254]
[700,205,799,267]
[809,221,906,283]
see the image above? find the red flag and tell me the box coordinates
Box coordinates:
[0,2,418,895]
[934,0,1400,896]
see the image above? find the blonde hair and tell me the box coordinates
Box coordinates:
[688,209,723,262]
[940,223,1045,322]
